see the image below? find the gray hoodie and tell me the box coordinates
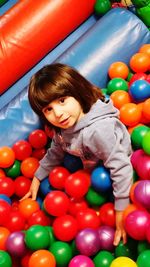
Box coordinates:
[35,99,133,211]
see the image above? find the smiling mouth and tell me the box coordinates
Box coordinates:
[60,117,70,125]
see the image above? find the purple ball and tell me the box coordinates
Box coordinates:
[75,228,101,256]
[134,180,150,209]
[6,231,27,257]
[69,255,95,267]
[97,225,115,252]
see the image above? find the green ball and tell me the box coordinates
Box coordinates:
[142,131,150,155]
[137,241,150,255]
[107,78,128,95]
[45,226,57,245]
[131,126,150,150]
[94,0,111,15]
[126,71,133,82]
[93,250,114,267]
[49,241,72,267]
[115,239,138,260]
[0,251,12,267]
[0,0,8,6]
[25,225,50,250]
[137,250,150,267]
[5,160,21,178]
[86,187,107,206]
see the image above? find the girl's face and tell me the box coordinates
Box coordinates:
[42,96,85,129]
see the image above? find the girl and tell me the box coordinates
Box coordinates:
[21,63,133,246]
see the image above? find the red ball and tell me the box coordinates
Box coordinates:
[0,177,15,197]
[49,167,70,190]
[99,202,116,228]
[14,176,31,198]
[32,148,46,160]
[129,72,147,87]
[5,210,26,232]
[68,197,89,217]
[12,140,32,161]
[21,157,39,178]
[44,190,70,216]
[76,208,101,230]
[27,210,51,227]
[65,170,91,199]
[0,146,15,168]
[53,214,78,241]
[28,129,48,149]
[0,200,11,225]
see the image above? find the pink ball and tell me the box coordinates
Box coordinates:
[136,153,150,180]
[131,149,144,169]
[97,225,115,252]
[134,180,150,209]
[69,255,95,267]
[125,210,150,240]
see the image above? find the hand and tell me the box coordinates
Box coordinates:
[113,210,127,246]
[20,176,40,201]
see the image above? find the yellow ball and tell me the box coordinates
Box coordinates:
[110,257,137,267]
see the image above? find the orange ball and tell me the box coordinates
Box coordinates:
[123,204,139,223]
[0,146,15,168]
[110,90,131,109]
[108,61,129,79]
[18,198,40,219]
[129,52,150,73]
[119,103,142,127]
[0,169,6,179]
[0,227,10,250]
[137,102,150,124]
[21,157,39,178]
[142,98,150,121]
[129,181,140,204]
[29,250,56,267]
[139,44,150,57]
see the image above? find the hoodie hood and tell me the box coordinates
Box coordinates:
[62,99,119,134]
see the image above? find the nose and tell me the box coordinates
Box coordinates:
[53,106,63,118]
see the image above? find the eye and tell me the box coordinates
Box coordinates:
[59,97,67,104]
[43,106,52,113]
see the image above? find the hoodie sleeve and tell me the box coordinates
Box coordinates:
[84,120,133,211]
[34,135,65,181]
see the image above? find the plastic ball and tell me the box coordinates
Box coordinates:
[20,157,39,178]
[68,197,89,217]
[0,250,12,267]
[0,227,10,250]
[136,152,150,180]
[18,198,40,219]
[129,80,150,102]
[130,149,144,170]
[63,153,83,173]
[110,90,131,110]
[91,166,112,193]
[0,194,11,204]
[44,190,70,216]
[53,214,78,242]
[28,250,56,267]
[108,61,129,79]
[6,231,27,257]
[75,228,100,256]
[40,177,52,196]
[32,147,46,160]
[65,170,90,198]
[0,169,6,179]
[69,255,95,267]
[49,241,73,267]
[14,176,31,198]
[115,238,137,260]
[119,103,141,127]
[94,0,111,15]
[0,146,15,168]
[28,129,48,149]
[134,180,150,209]
[27,209,51,227]
[0,199,11,226]
[131,125,150,149]
[93,250,114,267]
[139,44,150,57]
[5,210,26,232]
[137,250,150,267]
[129,72,148,86]
[0,177,15,197]
[137,240,150,254]
[25,225,50,250]
[97,225,115,251]
[125,210,150,240]
[12,140,32,161]
[107,78,128,95]
[76,208,100,230]
[99,202,116,228]
[85,187,107,206]
[5,160,21,178]
[129,52,150,73]
[49,166,70,190]
[110,256,137,267]
[142,131,150,155]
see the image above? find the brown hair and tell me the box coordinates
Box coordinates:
[29,63,104,127]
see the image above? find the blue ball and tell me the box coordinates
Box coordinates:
[63,153,83,173]
[40,177,52,196]
[129,80,150,102]
[91,166,112,192]
[0,194,12,204]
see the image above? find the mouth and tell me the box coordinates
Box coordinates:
[60,117,70,125]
